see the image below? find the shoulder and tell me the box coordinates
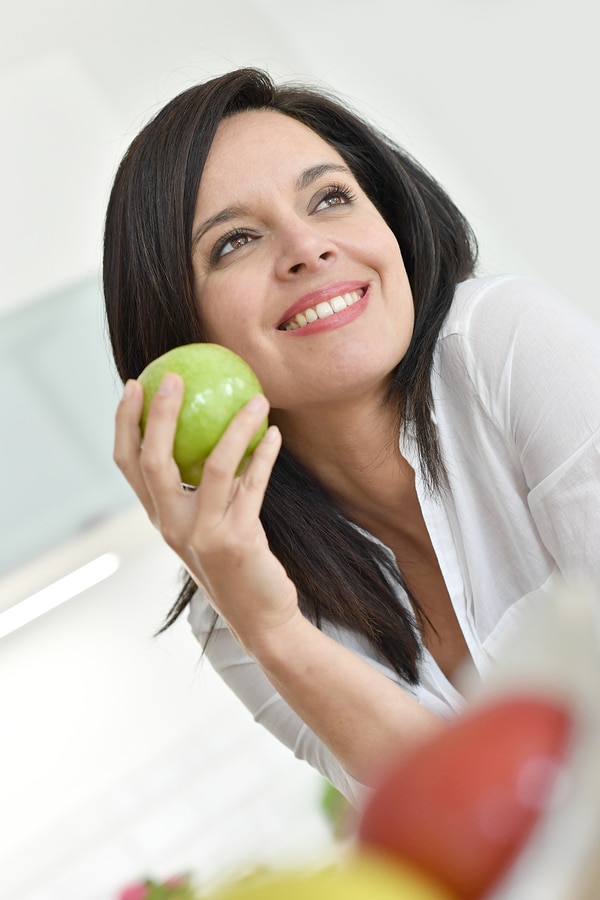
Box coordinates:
[438,273,600,376]
[442,273,572,340]
[431,274,600,432]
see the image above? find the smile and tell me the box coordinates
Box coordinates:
[279,288,366,331]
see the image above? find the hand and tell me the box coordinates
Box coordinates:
[113,373,300,652]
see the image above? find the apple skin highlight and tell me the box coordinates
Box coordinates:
[138,343,268,487]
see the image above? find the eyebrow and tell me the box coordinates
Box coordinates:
[295,162,351,191]
[192,162,352,247]
[192,206,246,247]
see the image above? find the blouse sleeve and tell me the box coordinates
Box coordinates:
[468,276,600,581]
[187,591,372,808]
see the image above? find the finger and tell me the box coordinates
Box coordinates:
[138,372,186,497]
[113,379,155,512]
[198,394,271,514]
[233,424,282,526]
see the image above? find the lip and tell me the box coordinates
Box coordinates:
[276,280,369,331]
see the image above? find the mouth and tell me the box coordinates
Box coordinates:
[278,287,367,332]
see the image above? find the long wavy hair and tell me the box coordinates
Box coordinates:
[103,68,478,685]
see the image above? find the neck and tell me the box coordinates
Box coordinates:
[270,392,413,529]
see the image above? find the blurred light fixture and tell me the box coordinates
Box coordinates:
[0,552,120,639]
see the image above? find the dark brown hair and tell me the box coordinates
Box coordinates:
[103,68,478,684]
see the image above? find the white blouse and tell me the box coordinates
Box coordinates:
[188,274,600,806]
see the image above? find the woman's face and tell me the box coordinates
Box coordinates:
[191,109,414,414]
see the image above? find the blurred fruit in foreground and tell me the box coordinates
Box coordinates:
[117,874,196,899]
[207,855,455,899]
[358,695,573,900]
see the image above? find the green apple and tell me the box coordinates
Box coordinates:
[138,343,268,487]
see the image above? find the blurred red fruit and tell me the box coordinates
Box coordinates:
[358,695,572,899]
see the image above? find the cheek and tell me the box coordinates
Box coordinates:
[196,283,261,361]
[193,275,239,343]
[358,216,407,277]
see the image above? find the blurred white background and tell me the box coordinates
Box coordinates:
[1,1,598,898]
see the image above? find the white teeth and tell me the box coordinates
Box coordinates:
[284,289,363,331]
[315,301,334,318]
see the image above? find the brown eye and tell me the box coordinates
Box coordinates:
[314,184,357,212]
[212,229,257,262]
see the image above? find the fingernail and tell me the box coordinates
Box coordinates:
[263,425,280,442]
[246,394,267,412]
[157,373,179,395]
[123,380,136,399]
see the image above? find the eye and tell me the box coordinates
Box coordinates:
[313,183,357,212]
[211,229,257,263]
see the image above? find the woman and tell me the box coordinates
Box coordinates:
[104,68,600,806]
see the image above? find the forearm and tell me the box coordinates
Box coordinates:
[244,609,444,785]
[116,380,442,781]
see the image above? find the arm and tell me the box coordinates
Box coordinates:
[247,611,442,785]
[189,601,369,804]
[190,596,434,804]
[114,375,441,787]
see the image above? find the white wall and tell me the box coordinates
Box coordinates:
[2,0,598,319]
[1,1,598,898]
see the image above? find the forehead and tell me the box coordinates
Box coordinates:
[199,109,346,194]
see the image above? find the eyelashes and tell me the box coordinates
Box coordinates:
[314,183,358,210]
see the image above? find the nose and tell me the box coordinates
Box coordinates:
[274,217,337,279]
